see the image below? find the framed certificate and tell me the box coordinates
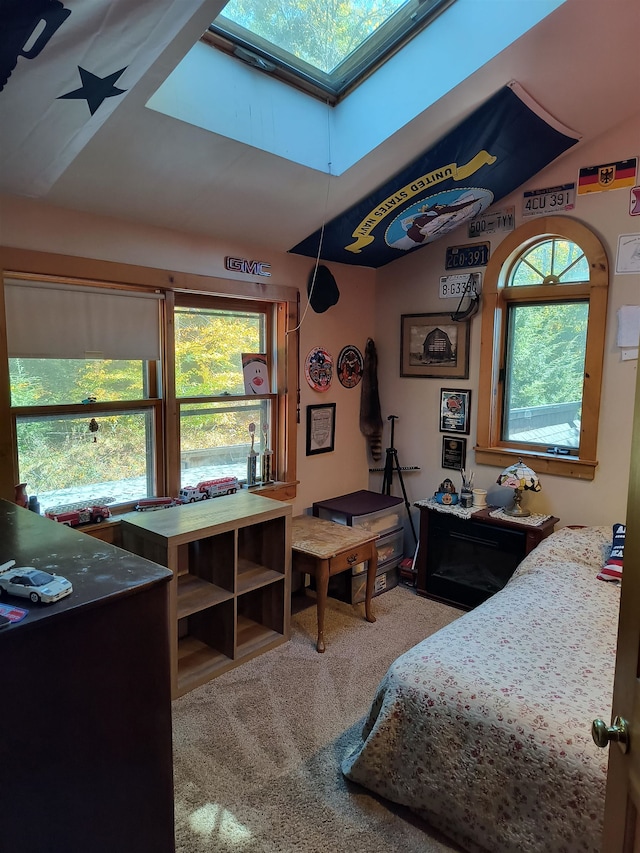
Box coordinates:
[440,388,471,434]
[442,436,467,470]
[306,403,336,455]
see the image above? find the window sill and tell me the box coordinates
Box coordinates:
[243,481,298,501]
[474,446,597,481]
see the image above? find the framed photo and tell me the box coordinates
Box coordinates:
[442,436,467,471]
[440,388,471,434]
[306,403,336,455]
[400,312,470,379]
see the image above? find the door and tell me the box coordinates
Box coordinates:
[600,363,640,851]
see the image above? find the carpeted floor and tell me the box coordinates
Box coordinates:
[172,583,466,853]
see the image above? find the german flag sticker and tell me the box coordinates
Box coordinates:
[578,157,637,194]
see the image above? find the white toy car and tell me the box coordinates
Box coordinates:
[0,562,72,604]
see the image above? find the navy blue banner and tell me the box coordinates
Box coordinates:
[289,83,579,268]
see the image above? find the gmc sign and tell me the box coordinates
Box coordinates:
[225,256,272,277]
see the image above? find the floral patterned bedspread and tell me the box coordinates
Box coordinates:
[342,526,620,853]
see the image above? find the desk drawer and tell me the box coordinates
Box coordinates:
[330,544,372,575]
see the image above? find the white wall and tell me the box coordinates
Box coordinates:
[0,195,376,517]
[374,112,640,533]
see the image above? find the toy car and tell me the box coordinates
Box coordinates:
[0,563,72,604]
[135,497,177,511]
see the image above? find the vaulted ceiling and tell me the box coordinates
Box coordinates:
[1,0,638,259]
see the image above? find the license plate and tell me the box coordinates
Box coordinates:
[522,183,575,217]
[439,273,481,299]
[445,242,490,270]
[467,206,515,238]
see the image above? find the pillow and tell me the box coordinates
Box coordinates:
[597,523,625,582]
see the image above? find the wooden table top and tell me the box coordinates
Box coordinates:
[291,515,377,560]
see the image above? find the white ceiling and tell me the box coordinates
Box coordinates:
[1,0,638,259]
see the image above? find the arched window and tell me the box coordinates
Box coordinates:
[476,217,608,480]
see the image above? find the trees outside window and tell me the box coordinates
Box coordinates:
[6,277,294,513]
[174,298,277,488]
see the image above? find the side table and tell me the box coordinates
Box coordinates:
[291,515,378,652]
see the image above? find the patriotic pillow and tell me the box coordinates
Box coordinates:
[597,523,625,582]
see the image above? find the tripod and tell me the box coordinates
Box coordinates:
[381,415,418,545]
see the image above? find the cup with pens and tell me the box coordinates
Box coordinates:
[460,469,474,508]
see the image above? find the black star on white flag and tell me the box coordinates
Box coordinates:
[58,66,127,115]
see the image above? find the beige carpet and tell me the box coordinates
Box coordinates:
[172,583,465,853]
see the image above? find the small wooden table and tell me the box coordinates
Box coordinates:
[291,515,378,652]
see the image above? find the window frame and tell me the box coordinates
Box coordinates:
[205,0,456,105]
[0,248,298,510]
[172,293,280,491]
[476,216,609,481]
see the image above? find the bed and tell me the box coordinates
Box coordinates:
[342,525,621,853]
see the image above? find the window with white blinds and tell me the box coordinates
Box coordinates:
[5,279,162,360]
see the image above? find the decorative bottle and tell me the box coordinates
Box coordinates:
[246,422,258,486]
[260,421,273,484]
[14,483,28,508]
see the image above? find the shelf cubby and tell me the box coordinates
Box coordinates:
[121,491,291,697]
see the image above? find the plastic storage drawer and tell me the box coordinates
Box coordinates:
[313,491,404,539]
[348,564,400,604]
[352,528,403,575]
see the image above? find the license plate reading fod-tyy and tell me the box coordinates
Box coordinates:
[445,242,490,270]
[439,273,482,299]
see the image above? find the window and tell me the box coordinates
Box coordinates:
[207,0,455,104]
[6,279,163,513]
[1,253,298,515]
[476,217,609,480]
[174,297,277,487]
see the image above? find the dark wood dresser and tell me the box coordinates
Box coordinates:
[415,503,559,609]
[0,500,174,853]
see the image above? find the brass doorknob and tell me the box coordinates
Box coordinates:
[592,716,630,753]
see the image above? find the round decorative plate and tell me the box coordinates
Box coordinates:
[336,345,363,388]
[304,347,333,392]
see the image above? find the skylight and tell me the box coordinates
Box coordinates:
[207,0,456,104]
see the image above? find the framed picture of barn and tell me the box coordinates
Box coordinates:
[400,312,470,379]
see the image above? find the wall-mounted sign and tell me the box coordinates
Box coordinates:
[630,187,640,217]
[523,183,575,217]
[225,257,272,277]
[304,347,333,392]
[439,273,482,300]
[615,234,640,275]
[578,158,637,195]
[468,206,514,238]
[337,345,363,388]
[445,242,489,270]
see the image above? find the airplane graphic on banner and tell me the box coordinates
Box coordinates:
[289,82,581,269]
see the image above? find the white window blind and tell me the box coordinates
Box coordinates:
[5,279,163,360]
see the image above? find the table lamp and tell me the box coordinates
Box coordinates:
[497,459,541,517]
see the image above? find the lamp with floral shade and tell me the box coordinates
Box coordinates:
[496,458,541,517]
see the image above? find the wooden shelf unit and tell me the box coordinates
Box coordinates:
[121,490,292,697]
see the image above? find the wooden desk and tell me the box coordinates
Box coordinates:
[0,500,174,853]
[291,515,378,652]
